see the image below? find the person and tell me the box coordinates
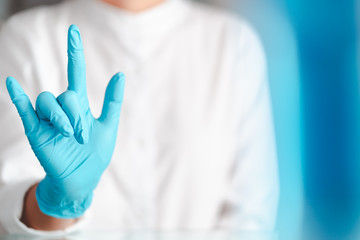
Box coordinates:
[0,0,279,236]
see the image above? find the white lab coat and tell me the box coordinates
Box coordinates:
[0,0,279,236]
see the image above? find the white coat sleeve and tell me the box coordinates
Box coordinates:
[0,15,86,236]
[218,21,279,231]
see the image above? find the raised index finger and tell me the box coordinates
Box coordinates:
[67,24,89,110]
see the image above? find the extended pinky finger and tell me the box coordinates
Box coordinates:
[6,76,40,135]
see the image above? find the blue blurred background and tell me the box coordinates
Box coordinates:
[287,0,360,239]
[238,0,360,239]
[1,0,360,239]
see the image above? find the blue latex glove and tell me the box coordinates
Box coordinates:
[5,25,125,218]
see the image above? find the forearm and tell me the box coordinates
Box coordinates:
[20,183,78,231]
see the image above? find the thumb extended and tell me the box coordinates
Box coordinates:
[99,72,125,124]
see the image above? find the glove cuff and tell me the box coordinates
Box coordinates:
[35,177,93,219]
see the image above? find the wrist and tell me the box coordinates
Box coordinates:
[36,176,93,218]
[21,183,78,230]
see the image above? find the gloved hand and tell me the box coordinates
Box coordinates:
[5,25,125,218]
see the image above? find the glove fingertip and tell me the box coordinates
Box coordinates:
[81,128,89,144]
[111,72,125,102]
[5,76,13,87]
[75,128,89,144]
[63,124,74,137]
[6,76,20,99]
